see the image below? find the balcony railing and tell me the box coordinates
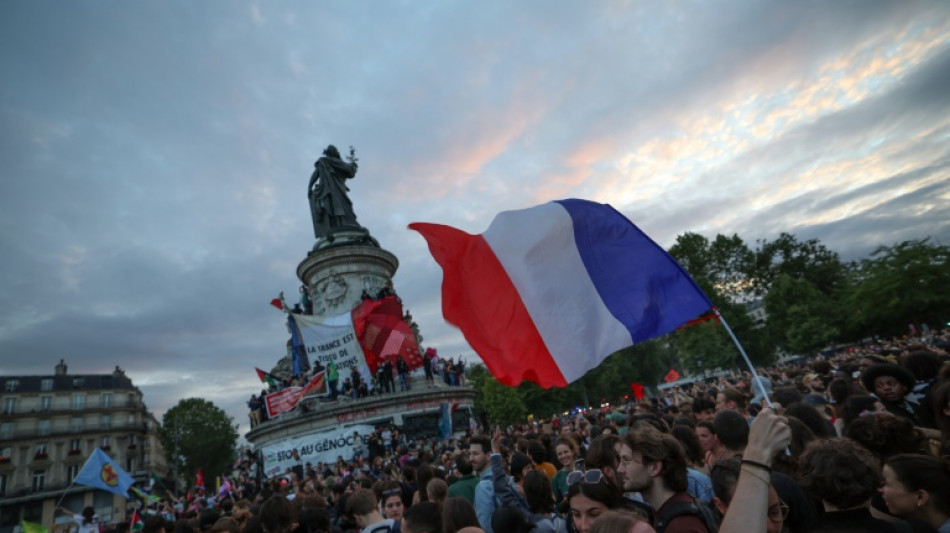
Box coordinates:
[0,420,148,442]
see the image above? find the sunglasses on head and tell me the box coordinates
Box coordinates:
[567,469,605,487]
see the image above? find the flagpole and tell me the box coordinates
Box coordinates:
[712,308,774,409]
[50,481,77,528]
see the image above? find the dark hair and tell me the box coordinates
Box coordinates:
[696,421,715,435]
[785,403,834,438]
[812,360,832,375]
[799,438,881,508]
[81,507,96,525]
[454,453,473,476]
[469,435,491,455]
[692,398,715,414]
[491,505,533,533]
[670,425,704,467]
[260,496,295,533]
[626,426,689,493]
[712,409,748,451]
[344,488,376,518]
[416,464,435,503]
[771,386,803,407]
[442,497,479,533]
[404,501,442,533]
[902,351,943,381]
[527,440,549,465]
[719,388,748,409]
[523,470,554,514]
[884,454,950,515]
[845,413,926,460]
[567,472,626,509]
[771,416,816,478]
[585,434,620,471]
[828,378,851,405]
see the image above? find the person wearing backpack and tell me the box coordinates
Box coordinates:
[620,426,718,533]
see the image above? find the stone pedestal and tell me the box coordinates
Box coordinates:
[297,243,399,317]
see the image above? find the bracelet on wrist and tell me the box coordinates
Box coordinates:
[740,459,772,473]
[740,465,771,484]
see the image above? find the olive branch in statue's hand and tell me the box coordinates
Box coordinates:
[346,146,359,167]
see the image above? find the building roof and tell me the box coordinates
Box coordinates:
[3,368,138,394]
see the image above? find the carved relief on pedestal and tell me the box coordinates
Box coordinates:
[318,272,349,311]
[362,275,388,298]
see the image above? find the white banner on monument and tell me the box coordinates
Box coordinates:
[293,312,373,388]
[259,424,375,478]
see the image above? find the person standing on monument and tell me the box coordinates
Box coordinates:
[397,355,411,392]
[327,360,340,399]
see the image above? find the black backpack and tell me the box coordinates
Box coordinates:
[654,500,720,533]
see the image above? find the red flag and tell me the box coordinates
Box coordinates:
[195,468,204,489]
[676,310,720,330]
[631,383,644,400]
[352,296,423,373]
[664,369,681,383]
[270,298,283,310]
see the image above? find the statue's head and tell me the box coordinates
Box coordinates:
[324,145,341,158]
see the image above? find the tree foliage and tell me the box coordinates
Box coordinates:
[159,398,238,491]
[845,239,950,337]
[765,274,840,353]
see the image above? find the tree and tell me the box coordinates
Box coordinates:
[845,239,950,337]
[764,274,839,354]
[480,376,527,427]
[750,233,847,297]
[160,398,238,492]
[669,232,754,302]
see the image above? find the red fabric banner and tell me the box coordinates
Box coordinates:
[663,369,681,383]
[352,296,423,373]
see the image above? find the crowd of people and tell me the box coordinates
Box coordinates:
[247,354,468,428]
[91,328,949,533]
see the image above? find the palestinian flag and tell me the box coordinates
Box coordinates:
[130,510,143,533]
[255,368,280,388]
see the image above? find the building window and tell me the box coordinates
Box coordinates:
[101,436,111,450]
[40,396,53,411]
[32,470,45,492]
[35,443,48,459]
[4,380,18,392]
[0,422,13,439]
[100,414,111,429]
[72,394,85,410]
[2,398,14,415]
[37,419,51,437]
[68,438,82,454]
[101,393,113,408]
[0,446,11,464]
[40,379,53,392]
[66,464,79,480]
[71,417,83,432]
[0,474,7,496]
[72,378,85,389]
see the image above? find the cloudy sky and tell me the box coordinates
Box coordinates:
[2,1,949,435]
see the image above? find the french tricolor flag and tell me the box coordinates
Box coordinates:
[410,199,712,388]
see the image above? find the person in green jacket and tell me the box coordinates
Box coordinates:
[327,360,340,399]
[447,454,479,504]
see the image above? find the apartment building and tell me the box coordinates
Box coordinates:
[0,361,168,533]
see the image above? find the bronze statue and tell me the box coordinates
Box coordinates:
[308,145,362,240]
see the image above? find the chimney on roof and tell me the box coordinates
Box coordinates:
[55,359,67,376]
[114,366,125,377]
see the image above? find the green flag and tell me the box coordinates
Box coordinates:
[21,521,49,533]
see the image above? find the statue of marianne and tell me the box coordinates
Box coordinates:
[307,145,361,240]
